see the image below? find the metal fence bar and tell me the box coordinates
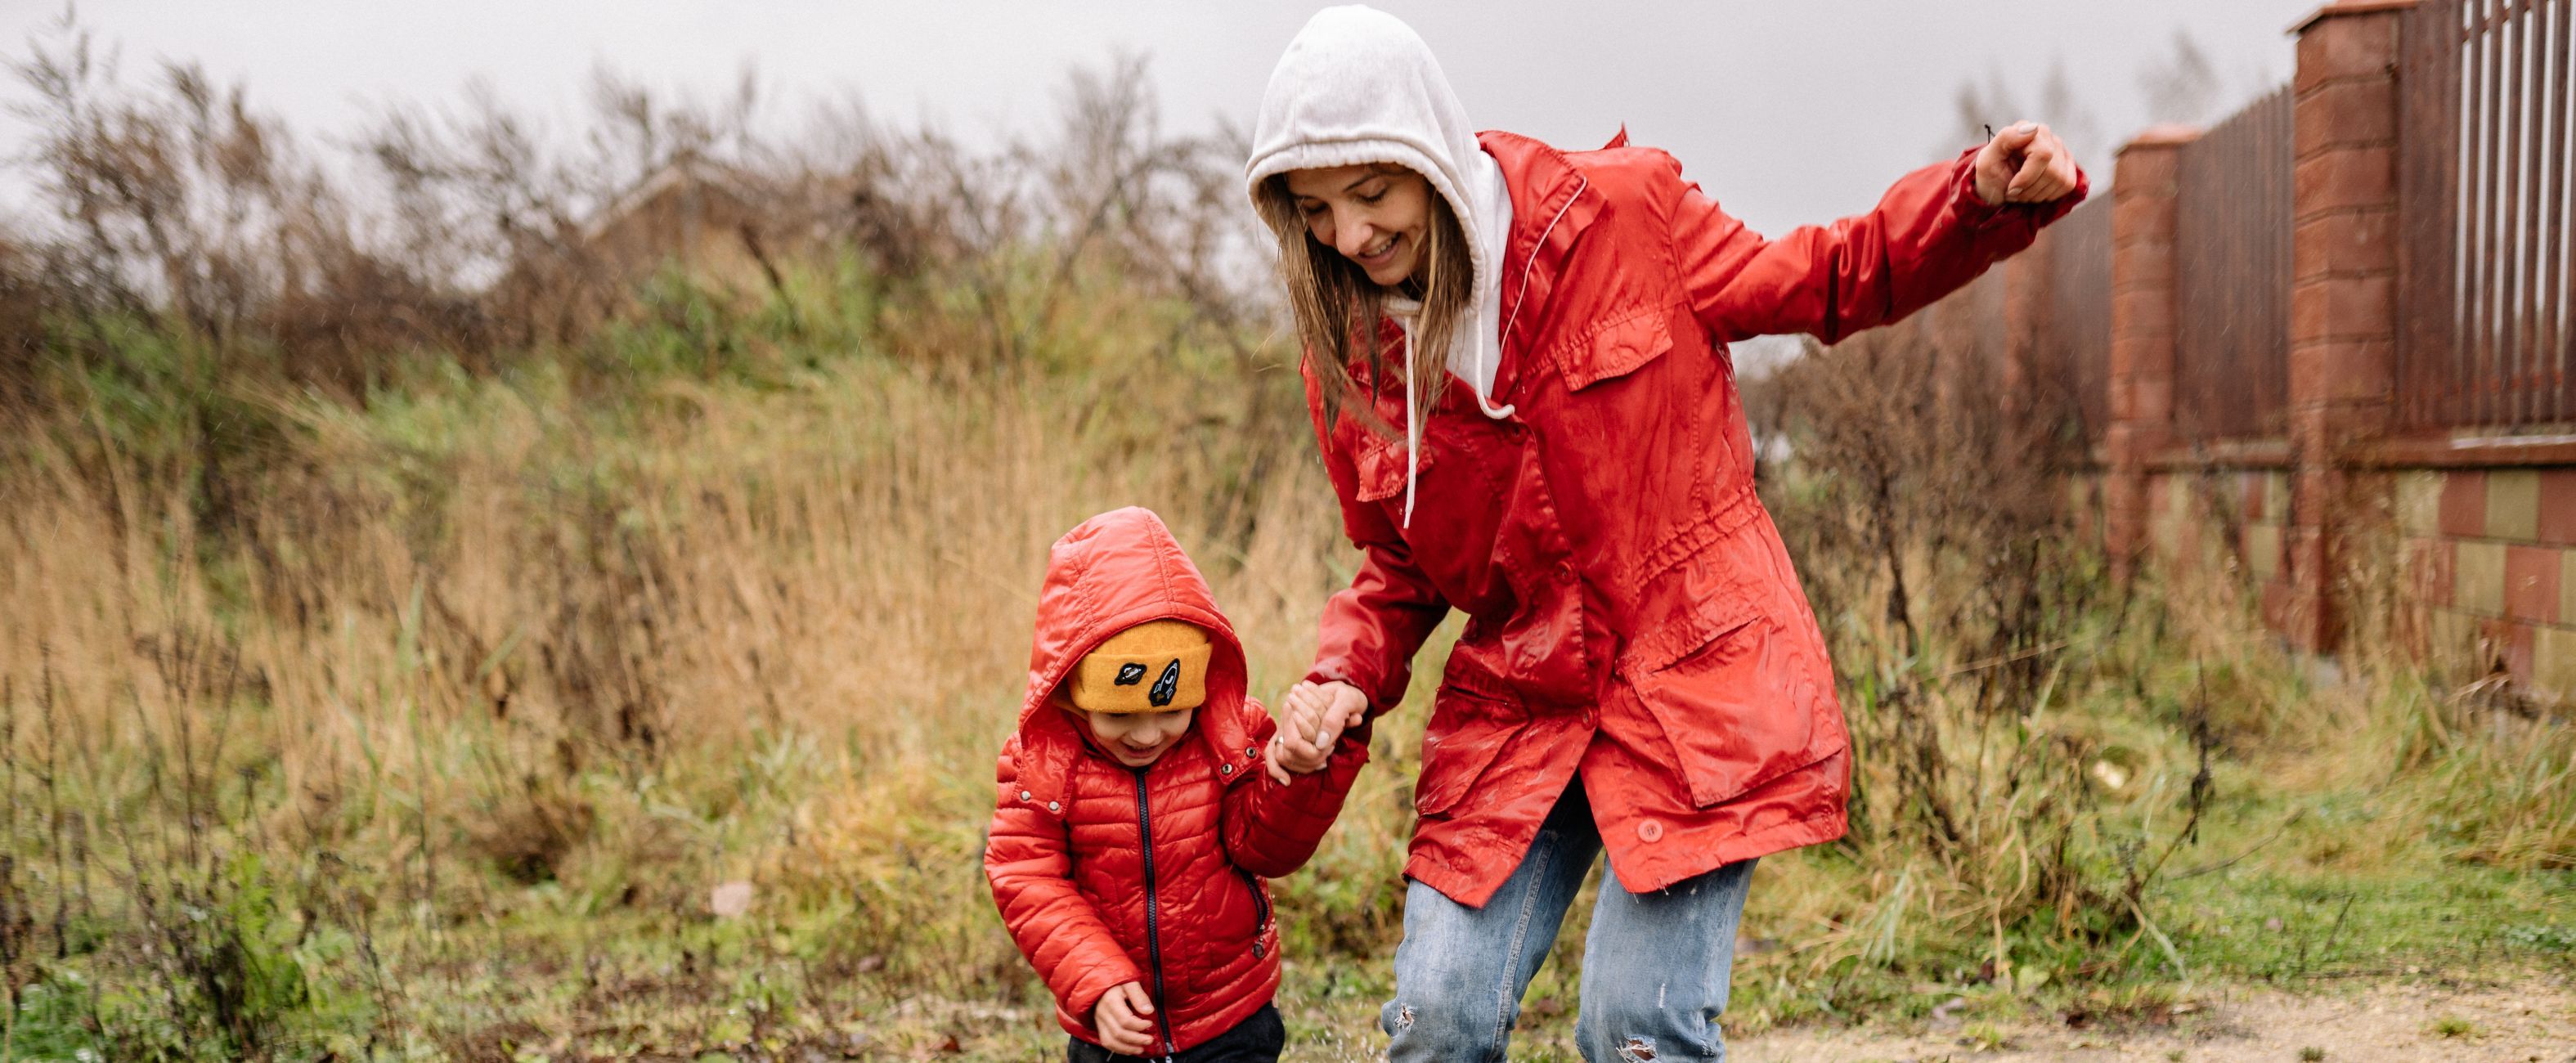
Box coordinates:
[2534,2,2555,419]
[2395,0,2574,432]
[2399,0,2462,430]
[2475,0,2503,427]
[2504,1,2531,425]
[2173,87,2296,441]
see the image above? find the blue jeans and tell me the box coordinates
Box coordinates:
[1380,778,1757,1063]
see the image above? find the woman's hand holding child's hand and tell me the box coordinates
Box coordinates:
[1265,680,1366,783]
[1973,121,2079,207]
[1093,982,1157,1055]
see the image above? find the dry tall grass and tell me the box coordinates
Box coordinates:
[1,295,1407,1053]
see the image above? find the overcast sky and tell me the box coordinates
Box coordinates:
[3,0,2323,238]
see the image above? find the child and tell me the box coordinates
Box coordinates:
[986,507,1367,1062]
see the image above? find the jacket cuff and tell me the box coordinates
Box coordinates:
[1061,962,1144,1034]
[1946,148,2011,230]
[1332,717,1376,765]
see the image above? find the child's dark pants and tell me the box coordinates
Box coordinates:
[1066,1003,1285,1063]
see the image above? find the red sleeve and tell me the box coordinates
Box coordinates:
[1222,699,1370,878]
[1675,147,2087,343]
[984,738,1142,1027]
[1302,368,1451,714]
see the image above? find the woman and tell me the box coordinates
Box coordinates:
[1249,7,2084,1062]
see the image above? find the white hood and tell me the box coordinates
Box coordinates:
[1245,5,1515,526]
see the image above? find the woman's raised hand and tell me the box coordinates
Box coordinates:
[1265,680,1367,783]
[1973,121,2079,206]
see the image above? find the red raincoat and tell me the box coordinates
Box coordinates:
[987,508,1367,1054]
[1305,132,2085,906]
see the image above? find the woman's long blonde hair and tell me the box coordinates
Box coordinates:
[1255,166,1474,441]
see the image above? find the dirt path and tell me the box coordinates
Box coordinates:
[1735,977,2576,1062]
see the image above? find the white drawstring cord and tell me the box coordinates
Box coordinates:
[1469,325,1516,420]
[1402,316,1420,528]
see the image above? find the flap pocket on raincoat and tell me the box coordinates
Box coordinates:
[1349,431,1430,503]
[1553,307,1671,391]
[1411,686,1525,817]
[1627,611,1833,809]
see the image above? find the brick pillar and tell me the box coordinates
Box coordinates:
[2103,126,2200,578]
[2281,0,2410,652]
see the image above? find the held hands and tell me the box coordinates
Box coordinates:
[1973,121,2080,207]
[1263,680,1367,783]
[1093,981,1157,1055]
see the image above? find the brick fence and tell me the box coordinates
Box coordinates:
[1997,0,2575,697]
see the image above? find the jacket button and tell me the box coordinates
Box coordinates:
[1047,801,1061,813]
[1221,763,1234,774]
[1247,746,1259,758]
[1636,819,1664,843]
[1018,791,1031,801]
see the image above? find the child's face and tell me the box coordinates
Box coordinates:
[1079,706,1196,768]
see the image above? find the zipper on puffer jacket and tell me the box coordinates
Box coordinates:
[1130,766,1178,1059]
[1236,867,1270,959]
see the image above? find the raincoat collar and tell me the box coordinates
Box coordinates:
[1479,128,1617,394]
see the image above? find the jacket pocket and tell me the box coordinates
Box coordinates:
[1235,868,1272,959]
[1349,429,1430,503]
[1620,525,1840,809]
[1411,686,1526,817]
[1627,611,1835,808]
[1551,306,1671,391]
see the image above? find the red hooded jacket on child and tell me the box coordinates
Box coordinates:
[985,507,1367,1056]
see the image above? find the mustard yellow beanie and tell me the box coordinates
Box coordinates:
[1064,620,1211,713]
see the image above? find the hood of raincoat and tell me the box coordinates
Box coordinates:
[1016,506,1250,763]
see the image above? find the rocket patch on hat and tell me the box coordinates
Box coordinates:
[1065,619,1211,713]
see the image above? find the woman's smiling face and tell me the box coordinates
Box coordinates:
[1285,164,1434,288]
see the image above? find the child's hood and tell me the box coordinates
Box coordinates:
[1012,508,1258,780]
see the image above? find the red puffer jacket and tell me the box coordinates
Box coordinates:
[987,507,1367,1055]
[1305,132,2085,907]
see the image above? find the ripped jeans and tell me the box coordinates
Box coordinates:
[1381,778,1757,1063]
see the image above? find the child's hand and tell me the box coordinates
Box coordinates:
[1093,981,1156,1055]
[1266,680,1365,783]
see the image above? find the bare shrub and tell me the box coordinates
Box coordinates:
[6,13,1268,414]
[1750,271,2218,987]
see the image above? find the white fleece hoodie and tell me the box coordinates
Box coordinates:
[1245,4,1517,527]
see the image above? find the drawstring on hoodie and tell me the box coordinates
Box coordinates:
[1404,322,1420,527]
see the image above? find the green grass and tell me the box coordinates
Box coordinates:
[61,832,2521,1062]
[2,625,2558,1061]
